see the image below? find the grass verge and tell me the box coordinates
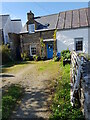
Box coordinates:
[2,61,34,74]
[2,84,23,119]
[49,61,84,120]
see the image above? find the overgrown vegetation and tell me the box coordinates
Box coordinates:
[49,61,84,120]
[2,85,23,119]
[61,49,71,60]
[21,52,30,61]
[53,30,57,57]
[0,44,13,65]
[33,55,40,61]
[40,38,45,59]
[53,56,59,62]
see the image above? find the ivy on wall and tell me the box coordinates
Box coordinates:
[40,38,45,58]
[53,29,57,57]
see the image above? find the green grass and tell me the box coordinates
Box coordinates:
[2,61,34,73]
[2,85,23,119]
[49,61,84,120]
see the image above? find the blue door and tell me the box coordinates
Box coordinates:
[47,44,53,59]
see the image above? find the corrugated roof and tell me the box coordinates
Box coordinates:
[57,8,89,30]
[0,15,9,29]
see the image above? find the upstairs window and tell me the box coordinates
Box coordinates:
[74,38,83,51]
[28,24,35,33]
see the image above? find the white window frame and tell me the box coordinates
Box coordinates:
[28,24,35,33]
[74,38,83,52]
[30,45,36,56]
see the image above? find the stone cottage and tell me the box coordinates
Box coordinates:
[9,7,90,60]
[20,11,58,59]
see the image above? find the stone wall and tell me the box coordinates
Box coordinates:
[81,61,90,120]
[71,51,90,120]
[20,29,55,57]
[8,33,21,60]
[0,29,4,44]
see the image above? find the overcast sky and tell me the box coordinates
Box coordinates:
[1,2,88,26]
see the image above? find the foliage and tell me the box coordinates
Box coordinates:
[21,52,29,61]
[40,38,45,47]
[53,56,59,62]
[0,44,13,65]
[49,62,84,120]
[61,49,71,60]
[40,38,45,59]
[53,30,57,40]
[53,30,57,57]
[2,85,23,119]
[33,55,40,61]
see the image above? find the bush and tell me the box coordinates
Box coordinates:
[53,56,59,62]
[61,49,71,60]
[0,44,13,65]
[33,55,40,61]
[21,52,29,61]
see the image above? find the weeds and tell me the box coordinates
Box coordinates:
[2,85,23,119]
[49,62,84,120]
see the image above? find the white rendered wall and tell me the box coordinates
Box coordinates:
[3,17,22,44]
[57,28,88,54]
[3,16,12,44]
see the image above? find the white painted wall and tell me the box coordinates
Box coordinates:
[3,16,22,44]
[57,28,88,54]
[3,16,12,44]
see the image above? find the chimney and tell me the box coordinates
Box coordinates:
[27,11,34,21]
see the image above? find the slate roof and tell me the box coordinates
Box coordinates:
[0,15,9,29]
[57,8,90,30]
[34,14,59,31]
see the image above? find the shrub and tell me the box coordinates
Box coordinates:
[33,55,40,61]
[53,56,59,62]
[0,44,13,65]
[21,52,29,61]
[61,49,71,60]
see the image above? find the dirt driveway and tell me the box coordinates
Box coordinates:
[2,61,60,119]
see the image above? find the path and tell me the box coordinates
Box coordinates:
[2,61,60,120]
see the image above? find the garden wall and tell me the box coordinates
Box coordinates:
[71,51,90,120]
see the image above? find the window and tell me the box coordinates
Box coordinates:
[30,45,36,56]
[75,38,83,51]
[28,24,35,33]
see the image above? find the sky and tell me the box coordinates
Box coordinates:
[0,2,88,26]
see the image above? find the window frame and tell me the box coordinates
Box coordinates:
[74,38,83,52]
[30,45,36,56]
[28,24,35,33]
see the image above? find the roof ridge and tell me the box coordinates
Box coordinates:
[34,13,59,19]
[11,19,21,21]
[0,14,9,16]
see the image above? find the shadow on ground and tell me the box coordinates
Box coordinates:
[0,74,15,78]
[2,61,34,68]
[10,86,51,120]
